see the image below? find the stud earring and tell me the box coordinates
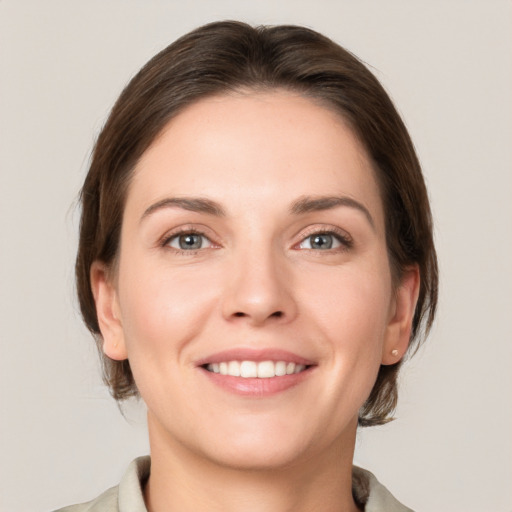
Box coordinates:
[391,349,399,357]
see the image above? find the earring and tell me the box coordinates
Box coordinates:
[391,349,399,357]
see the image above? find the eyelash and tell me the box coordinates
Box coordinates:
[160,227,216,255]
[160,226,353,255]
[296,227,353,252]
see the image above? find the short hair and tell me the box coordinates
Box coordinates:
[76,20,438,426]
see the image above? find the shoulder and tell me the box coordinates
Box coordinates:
[53,456,150,512]
[52,485,118,512]
[353,466,415,512]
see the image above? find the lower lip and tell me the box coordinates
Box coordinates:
[199,367,313,396]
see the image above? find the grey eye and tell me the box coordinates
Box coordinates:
[310,234,333,249]
[168,233,208,250]
[300,233,342,250]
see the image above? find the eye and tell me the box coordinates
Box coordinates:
[299,232,349,250]
[166,232,212,251]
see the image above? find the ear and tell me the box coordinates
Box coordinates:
[381,265,420,365]
[90,261,128,361]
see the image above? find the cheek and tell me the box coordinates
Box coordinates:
[284,264,394,438]
[116,258,221,359]
[300,263,393,359]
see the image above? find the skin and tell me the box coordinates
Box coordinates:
[91,91,419,512]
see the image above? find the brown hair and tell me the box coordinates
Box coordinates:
[76,20,438,426]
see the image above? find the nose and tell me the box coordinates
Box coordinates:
[221,247,298,326]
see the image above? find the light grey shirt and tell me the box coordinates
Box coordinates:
[54,456,413,512]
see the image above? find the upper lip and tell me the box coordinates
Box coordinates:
[195,348,316,367]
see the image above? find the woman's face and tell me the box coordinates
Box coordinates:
[93,91,416,470]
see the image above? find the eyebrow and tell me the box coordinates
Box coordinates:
[290,195,375,229]
[141,197,226,222]
[140,194,375,228]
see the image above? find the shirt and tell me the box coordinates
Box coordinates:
[54,456,414,512]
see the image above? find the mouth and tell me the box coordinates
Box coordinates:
[203,360,309,378]
[197,349,315,396]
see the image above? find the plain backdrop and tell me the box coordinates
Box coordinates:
[1,1,511,511]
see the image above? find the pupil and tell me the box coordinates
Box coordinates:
[311,234,332,249]
[179,234,202,250]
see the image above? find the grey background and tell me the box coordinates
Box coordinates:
[1,1,511,511]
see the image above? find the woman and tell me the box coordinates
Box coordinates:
[60,20,437,512]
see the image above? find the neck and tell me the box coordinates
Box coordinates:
[144,414,360,512]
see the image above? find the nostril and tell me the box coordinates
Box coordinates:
[232,310,283,319]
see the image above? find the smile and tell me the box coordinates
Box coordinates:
[205,360,307,378]
[197,349,315,396]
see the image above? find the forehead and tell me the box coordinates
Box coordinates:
[126,91,384,227]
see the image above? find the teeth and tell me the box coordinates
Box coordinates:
[294,364,305,374]
[257,361,275,378]
[228,361,240,377]
[240,361,257,378]
[275,361,287,376]
[206,360,307,378]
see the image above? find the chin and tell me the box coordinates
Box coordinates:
[205,439,311,472]
[189,417,325,472]
[199,412,359,473]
